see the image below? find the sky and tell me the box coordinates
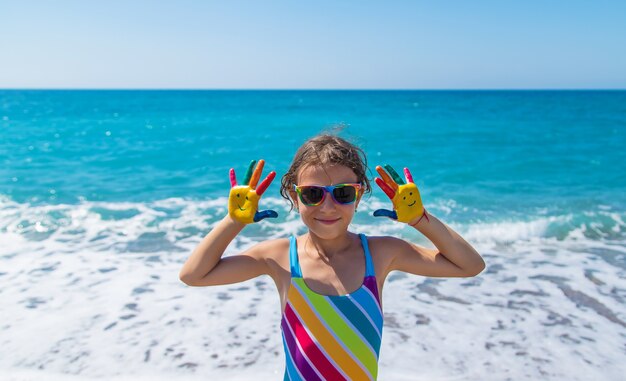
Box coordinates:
[1,0,625,89]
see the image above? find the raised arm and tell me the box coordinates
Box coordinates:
[179,159,278,286]
[373,164,485,278]
[389,213,485,278]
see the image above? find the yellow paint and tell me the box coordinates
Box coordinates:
[228,186,260,224]
[391,183,424,223]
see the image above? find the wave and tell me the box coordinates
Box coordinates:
[1,195,625,256]
[462,212,626,244]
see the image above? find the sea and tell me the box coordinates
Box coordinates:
[1,90,625,380]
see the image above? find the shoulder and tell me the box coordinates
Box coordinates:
[250,237,291,270]
[364,235,430,280]
[243,237,292,289]
[245,237,290,262]
[366,235,414,255]
[363,235,404,274]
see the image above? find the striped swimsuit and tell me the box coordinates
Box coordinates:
[281,234,384,381]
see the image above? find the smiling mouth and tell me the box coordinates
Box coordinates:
[315,218,341,225]
[407,201,416,207]
[237,204,246,211]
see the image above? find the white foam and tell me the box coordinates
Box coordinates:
[1,196,625,380]
[462,217,554,243]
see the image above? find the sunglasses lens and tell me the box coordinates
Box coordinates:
[299,186,325,205]
[333,185,357,204]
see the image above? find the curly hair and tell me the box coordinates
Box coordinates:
[280,134,371,209]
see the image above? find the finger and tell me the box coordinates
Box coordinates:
[255,171,275,196]
[242,160,257,185]
[404,167,414,183]
[249,159,265,189]
[375,165,398,191]
[375,177,396,199]
[229,168,237,188]
[254,210,278,222]
[373,209,398,220]
[384,164,405,185]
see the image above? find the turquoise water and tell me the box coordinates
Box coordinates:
[1,90,625,380]
[2,90,625,238]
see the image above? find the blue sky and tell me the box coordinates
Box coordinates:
[1,0,625,89]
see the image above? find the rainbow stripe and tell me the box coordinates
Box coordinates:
[281,235,384,381]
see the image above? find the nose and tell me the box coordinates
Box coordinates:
[318,191,337,211]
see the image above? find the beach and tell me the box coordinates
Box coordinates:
[1,90,625,380]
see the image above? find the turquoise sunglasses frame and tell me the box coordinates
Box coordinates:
[293,183,362,206]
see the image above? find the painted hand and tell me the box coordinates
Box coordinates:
[373,164,428,224]
[228,159,278,224]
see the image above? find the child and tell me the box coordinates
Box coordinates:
[179,134,485,381]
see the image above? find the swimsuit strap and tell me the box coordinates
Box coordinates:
[359,233,376,277]
[289,234,375,278]
[289,235,302,278]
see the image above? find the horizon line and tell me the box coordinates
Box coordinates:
[1,88,625,91]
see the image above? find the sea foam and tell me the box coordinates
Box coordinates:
[1,196,625,380]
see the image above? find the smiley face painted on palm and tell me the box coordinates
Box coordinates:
[392,183,424,222]
[227,159,278,225]
[228,186,260,223]
[373,164,426,223]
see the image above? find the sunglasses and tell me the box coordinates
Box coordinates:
[293,183,362,206]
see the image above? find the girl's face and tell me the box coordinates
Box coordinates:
[292,164,361,240]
